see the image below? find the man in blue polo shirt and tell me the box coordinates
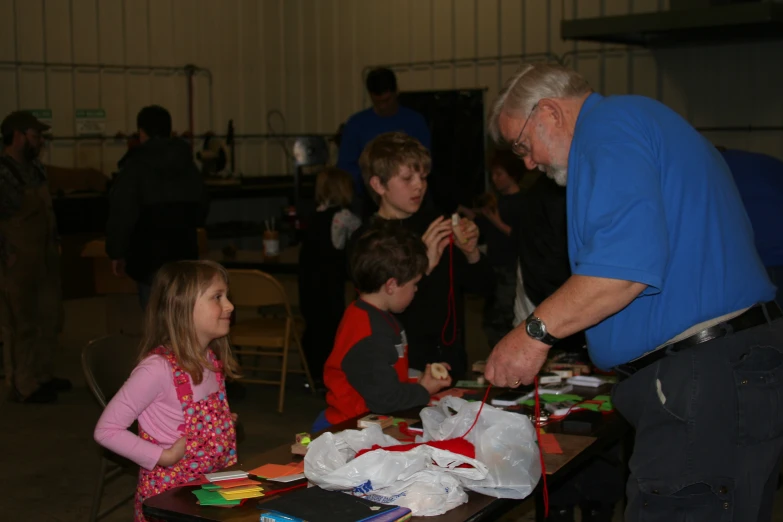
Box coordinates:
[337,68,431,218]
[485,63,783,522]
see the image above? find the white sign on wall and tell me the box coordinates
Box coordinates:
[75,109,106,136]
[25,109,53,129]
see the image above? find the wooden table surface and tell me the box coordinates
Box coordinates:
[144,385,627,522]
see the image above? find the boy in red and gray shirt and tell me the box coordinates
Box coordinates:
[312,222,452,431]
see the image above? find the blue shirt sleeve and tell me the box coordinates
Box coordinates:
[572,142,668,295]
[336,117,363,193]
[414,114,431,150]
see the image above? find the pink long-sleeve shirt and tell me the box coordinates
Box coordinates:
[94,354,220,471]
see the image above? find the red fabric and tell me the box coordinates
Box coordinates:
[355,438,476,462]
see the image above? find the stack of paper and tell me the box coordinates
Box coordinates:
[249,461,305,482]
[192,471,265,507]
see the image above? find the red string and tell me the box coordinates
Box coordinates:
[459,384,493,438]
[533,376,549,518]
[441,235,457,346]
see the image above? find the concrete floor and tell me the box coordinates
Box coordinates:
[1,295,781,521]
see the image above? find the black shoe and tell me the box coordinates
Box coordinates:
[41,377,72,392]
[548,505,575,522]
[580,501,615,522]
[10,385,58,404]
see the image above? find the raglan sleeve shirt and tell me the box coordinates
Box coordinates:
[341,335,430,414]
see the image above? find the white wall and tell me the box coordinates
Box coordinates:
[2,0,781,177]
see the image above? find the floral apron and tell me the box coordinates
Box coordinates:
[134,347,237,521]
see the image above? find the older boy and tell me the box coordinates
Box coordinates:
[356,132,495,379]
[313,222,452,431]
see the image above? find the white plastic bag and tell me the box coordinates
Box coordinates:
[419,396,541,499]
[304,425,480,516]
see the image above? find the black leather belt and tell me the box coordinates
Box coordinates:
[613,301,782,379]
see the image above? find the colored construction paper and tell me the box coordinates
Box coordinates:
[192,489,242,506]
[538,393,584,403]
[210,477,262,490]
[538,433,563,455]
[250,463,303,479]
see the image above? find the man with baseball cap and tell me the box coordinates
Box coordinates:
[0,110,70,403]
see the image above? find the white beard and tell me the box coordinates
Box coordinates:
[541,165,568,187]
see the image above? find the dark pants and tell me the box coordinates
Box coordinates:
[612,315,783,521]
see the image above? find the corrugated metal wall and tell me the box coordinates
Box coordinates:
[2,0,781,177]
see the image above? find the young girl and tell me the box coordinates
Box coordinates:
[298,168,361,387]
[94,260,241,521]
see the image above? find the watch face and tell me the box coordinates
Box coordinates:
[527,319,544,339]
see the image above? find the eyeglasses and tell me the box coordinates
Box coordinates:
[510,104,538,157]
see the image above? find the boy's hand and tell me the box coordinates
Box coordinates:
[454,217,480,263]
[422,217,452,274]
[419,363,452,395]
[157,437,186,467]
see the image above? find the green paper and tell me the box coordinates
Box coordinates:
[576,403,600,412]
[539,393,584,403]
[592,395,612,402]
[599,401,614,412]
[201,483,221,491]
[455,380,489,388]
[521,399,536,407]
[192,489,242,506]
[392,418,405,426]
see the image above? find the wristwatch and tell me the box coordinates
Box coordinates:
[525,313,561,346]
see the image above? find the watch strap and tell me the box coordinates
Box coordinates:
[525,313,561,345]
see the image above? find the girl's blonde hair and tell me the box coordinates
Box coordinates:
[139,260,241,385]
[315,167,354,208]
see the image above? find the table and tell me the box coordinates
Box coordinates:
[144,385,628,522]
[206,246,300,275]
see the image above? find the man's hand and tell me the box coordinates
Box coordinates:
[454,217,480,263]
[111,259,126,277]
[485,324,550,388]
[422,217,452,274]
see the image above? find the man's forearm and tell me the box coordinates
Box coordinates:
[533,274,646,339]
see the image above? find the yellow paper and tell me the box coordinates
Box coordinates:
[218,490,265,500]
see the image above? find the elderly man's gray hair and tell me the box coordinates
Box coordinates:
[488,63,592,143]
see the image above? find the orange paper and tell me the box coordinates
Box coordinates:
[539,433,563,455]
[249,463,304,479]
[212,477,262,489]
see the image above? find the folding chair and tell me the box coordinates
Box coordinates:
[81,334,141,522]
[227,269,315,413]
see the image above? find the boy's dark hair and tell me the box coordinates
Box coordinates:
[350,221,428,294]
[365,68,398,96]
[489,149,527,183]
[137,105,172,139]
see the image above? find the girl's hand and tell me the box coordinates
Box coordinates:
[231,413,238,422]
[157,437,186,467]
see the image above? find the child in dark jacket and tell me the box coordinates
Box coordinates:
[298,168,361,386]
[350,132,495,380]
[312,222,452,432]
